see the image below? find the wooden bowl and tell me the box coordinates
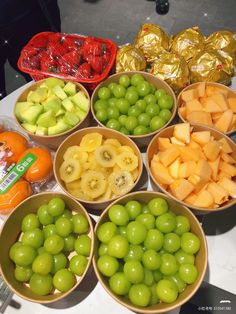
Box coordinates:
[147,124,236,215]
[54,127,143,211]
[91,71,177,147]
[93,191,208,314]
[0,192,94,304]
[177,82,236,136]
[14,79,91,150]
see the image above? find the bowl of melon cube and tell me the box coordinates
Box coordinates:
[147,122,236,214]
[177,82,236,136]
[14,78,90,150]
[54,127,143,210]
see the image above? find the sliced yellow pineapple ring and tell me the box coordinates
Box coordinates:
[63,145,88,163]
[108,170,134,195]
[95,145,117,167]
[59,158,82,183]
[116,152,138,172]
[66,180,92,201]
[117,145,134,154]
[80,132,103,152]
[103,138,121,148]
[81,170,107,199]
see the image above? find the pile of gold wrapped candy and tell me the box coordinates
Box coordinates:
[116,24,236,94]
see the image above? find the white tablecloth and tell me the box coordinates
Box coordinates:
[0,79,235,314]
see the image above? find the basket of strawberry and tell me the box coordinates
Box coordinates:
[18,32,117,92]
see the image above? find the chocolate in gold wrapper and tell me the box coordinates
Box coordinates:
[205,30,236,75]
[150,52,190,94]
[134,24,169,62]
[116,44,146,72]
[171,26,205,62]
[188,49,232,85]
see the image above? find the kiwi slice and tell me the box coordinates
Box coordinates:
[59,158,82,183]
[81,170,107,199]
[116,152,138,172]
[108,170,134,195]
[95,145,117,167]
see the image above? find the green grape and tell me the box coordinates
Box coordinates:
[72,214,89,234]
[137,113,151,127]
[136,99,147,112]
[43,224,57,239]
[97,221,118,243]
[32,252,53,275]
[124,244,143,262]
[97,255,119,277]
[109,272,131,295]
[159,109,172,122]
[106,119,121,131]
[63,234,76,252]
[120,127,130,135]
[9,242,22,261]
[142,204,150,214]
[14,266,33,282]
[116,98,130,114]
[165,273,186,293]
[153,269,163,283]
[174,216,190,235]
[156,279,178,303]
[130,73,145,86]
[21,214,40,232]
[60,209,72,220]
[125,200,142,220]
[160,253,178,276]
[125,90,139,105]
[98,87,111,100]
[44,235,64,255]
[47,198,65,217]
[107,107,120,120]
[178,263,198,284]
[53,269,76,292]
[37,204,54,225]
[145,104,160,117]
[142,249,161,270]
[94,99,107,112]
[181,232,200,254]
[156,213,176,233]
[144,94,156,105]
[108,97,118,107]
[108,204,129,226]
[155,89,166,100]
[163,233,181,253]
[118,226,127,237]
[37,247,46,255]
[98,243,108,256]
[136,213,155,230]
[55,217,73,237]
[143,268,155,286]
[128,284,151,307]
[113,85,126,98]
[124,260,144,284]
[96,109,107,122]
[108,82,117,93]
[21,228,44,249]
[70,255,88,276]
[30,273,53,296]
[158,94,173,110]
[150,116,165,131]
[175,249,195,265]
[13,245,36,267]
[137,81,151,97]
[144,229,164,251]
[118,114,128,126]
[51,253,67,274]
[125,116,138,132]
[126,221,147,245]
[128,105,141,117]
[149,284,159,305]
[108,235,129,258]
[133,125,148,135]
[119,74,131,88]
[74,235,91,257]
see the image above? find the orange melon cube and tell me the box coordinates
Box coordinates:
[191,131,211,146]
[196,82,206,97]
[194,159,212,182]
[159,146,180,167]
[219,161,236,177]
[203,141,221,161]
[193,189,214,208]
[214,109,233,133]
[211,112,222,122]
[187,111,213,127]
[152,154,160,162]
[188,140,202,150]
[229,114,236,131]
[170,179,194,201]
[218,177,236,197]
[169,158,181,179]
[173,123,190,144]
[179,146,201,162]
[150,161,174,185]
[213,87,228,97]
[179,107,187,119]
[181,89,199,102]
[228,97,236,113]
[185,99,203,114]
[217,170,232,180]
[221,152,236,164]
[210,93,229,111]
[157,137,172,151]
[188,174,207,192]
[207,182,229,205]
[218,138,233,153]
[203,98,223,113]
[205,86,216,97]
[170,137,185,146]
[178,161,197,178]
[184,193,197,205]
[208,157,220,181]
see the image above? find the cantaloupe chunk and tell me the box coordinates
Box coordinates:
[229,114,236,131]
[203,98,223,113]
[150,161,174,185]
[188,174,207,192]
[228,98,236,113]
[221,152,236,164]
[218,138,233,153]
[169,179,194,201]
[158,138,172,151]
[179,146,201,162]
[184,193,197,205]
[159,146,180,167]
[218,177,236,197]
[210,93,229,111]
[191,131,211,146]
[205,86,216,97]
[208,157,220,181]
[214,109,233,133]
[178,161,197,178]
[194,159,212,182]
[152,154,160,162]
[212,87,228,97]
[207,182,229,205]
[188,139,202,150]
[170,137,185,146]
[217,170,232,180]
[181,89,198,102]
[211,112,222,122]
[193,189,214,208]
[169,158,181,179]
[196,82,206,97]
[179,107,187,119]
[203,141,221,161]
[173,123,190,144]
[185,99,203,113]
[187,111,213,127]
[219,161,236,177]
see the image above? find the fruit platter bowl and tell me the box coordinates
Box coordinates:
[93,191,207,313]
[0,192,94,303]
[91,71,177,147]
[14,77,90,150]
[54,127,143,210]
[177,82,236,136]
[147,123,236,214]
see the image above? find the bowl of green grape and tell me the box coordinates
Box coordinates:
[91,71,177,147]
[0,192,94,303]
[93,191,207,313]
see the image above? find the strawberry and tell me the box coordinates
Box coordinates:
[32,36,48,48]
[40,54,58,72]
[22,46,39,58]
[62,37,78,51]
[80,38,103,58]
[47,32,62,43]
[47,42,68,58]
[22,55,40,69]
[86,54,104,74]
[62,50,81,67]
[74,63,92,79]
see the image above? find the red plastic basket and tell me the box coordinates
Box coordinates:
[18,32,117,92]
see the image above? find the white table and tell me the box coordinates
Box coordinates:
[0,79,236,314]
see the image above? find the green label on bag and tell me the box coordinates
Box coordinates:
[0,153,37,194]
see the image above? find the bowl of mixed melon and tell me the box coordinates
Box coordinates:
[147,122,236,214]
[177,82,236,135]
[14,78,90,149]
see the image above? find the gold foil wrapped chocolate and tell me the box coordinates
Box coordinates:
[188,49,232,85]
[134,24,169,62]
[150,52,190,94]
[205,30,236,75]
[170,26,205,62]
[116,44,146,72]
